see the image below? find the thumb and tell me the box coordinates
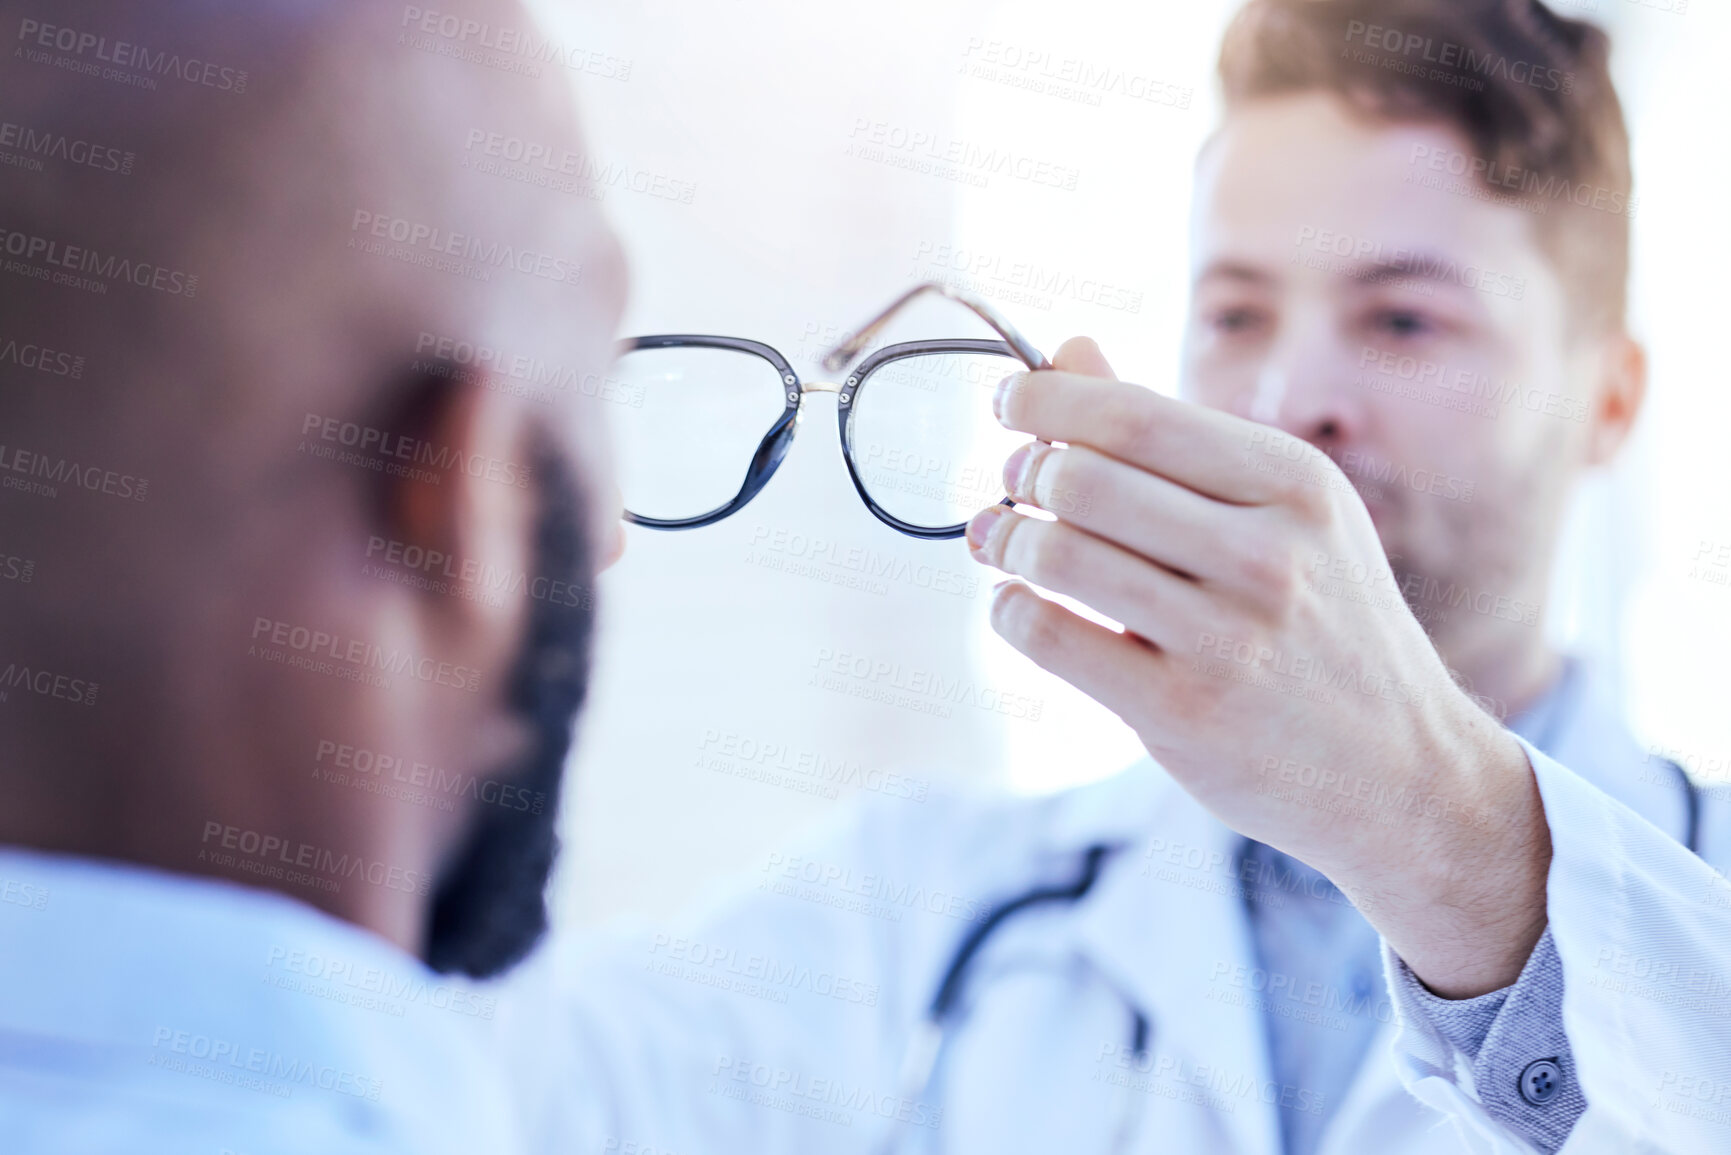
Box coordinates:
[1051,336,1117,380]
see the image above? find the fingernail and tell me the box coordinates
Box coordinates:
[966,505,1005,556]
[1003,442,1036,499]
[993,372,1022,421]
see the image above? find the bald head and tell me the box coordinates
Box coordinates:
[0,0,628,972]
[2,0,623,588]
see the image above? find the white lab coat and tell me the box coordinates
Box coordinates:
[3,676,1725,1155]
[498,679,1730,1155]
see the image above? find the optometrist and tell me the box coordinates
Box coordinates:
[494,6,1731,1155]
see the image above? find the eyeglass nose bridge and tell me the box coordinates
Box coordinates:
[782,373,854,405]
[796,380,862,408]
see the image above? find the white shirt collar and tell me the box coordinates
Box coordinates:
[0,845,525,1153]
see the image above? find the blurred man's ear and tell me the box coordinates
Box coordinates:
[1585,333,1648,468]
[379,373,537,640]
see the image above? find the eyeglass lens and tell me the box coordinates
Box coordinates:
[610,344,789,522]
[847,348,1028,529]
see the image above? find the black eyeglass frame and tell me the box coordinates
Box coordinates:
[618,284,1051,540]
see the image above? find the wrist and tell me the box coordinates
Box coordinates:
[1338,719,1552,998]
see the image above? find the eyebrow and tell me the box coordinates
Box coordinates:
[1193,259,1277,289]
[1202,247,1483,300]
[1327,246,1485,297]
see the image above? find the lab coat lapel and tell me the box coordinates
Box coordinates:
[1058,766,1285,1155]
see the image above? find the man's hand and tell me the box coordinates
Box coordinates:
[965,338,1550,998]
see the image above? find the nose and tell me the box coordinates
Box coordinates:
[1246,320,1364,453]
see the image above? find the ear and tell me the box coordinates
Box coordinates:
[378,373,537,649]
[1584,332,1647,468]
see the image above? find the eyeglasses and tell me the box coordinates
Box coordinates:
[609,283,1051,539]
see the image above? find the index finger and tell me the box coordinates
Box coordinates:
[995,370,1332,505]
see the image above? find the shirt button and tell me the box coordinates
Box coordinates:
[1519,1058,1563,1106]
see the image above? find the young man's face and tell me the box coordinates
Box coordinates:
[1182,91,1607,636]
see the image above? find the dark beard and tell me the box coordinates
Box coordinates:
[424,435,595,979]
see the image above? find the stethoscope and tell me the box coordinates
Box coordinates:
[879,661,1706,1154]
[877,842,1153,1155]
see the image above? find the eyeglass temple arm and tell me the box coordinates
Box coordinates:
[820,282,1052,375]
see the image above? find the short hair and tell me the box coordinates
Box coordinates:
[1218,0,1632,333]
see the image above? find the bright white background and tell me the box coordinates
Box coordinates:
[525,0,1729,929]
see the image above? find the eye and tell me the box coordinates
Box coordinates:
[1208,305,1268,337]
[1371,308,1433,339]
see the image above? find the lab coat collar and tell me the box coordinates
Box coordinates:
[1044,761,1286,1155]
